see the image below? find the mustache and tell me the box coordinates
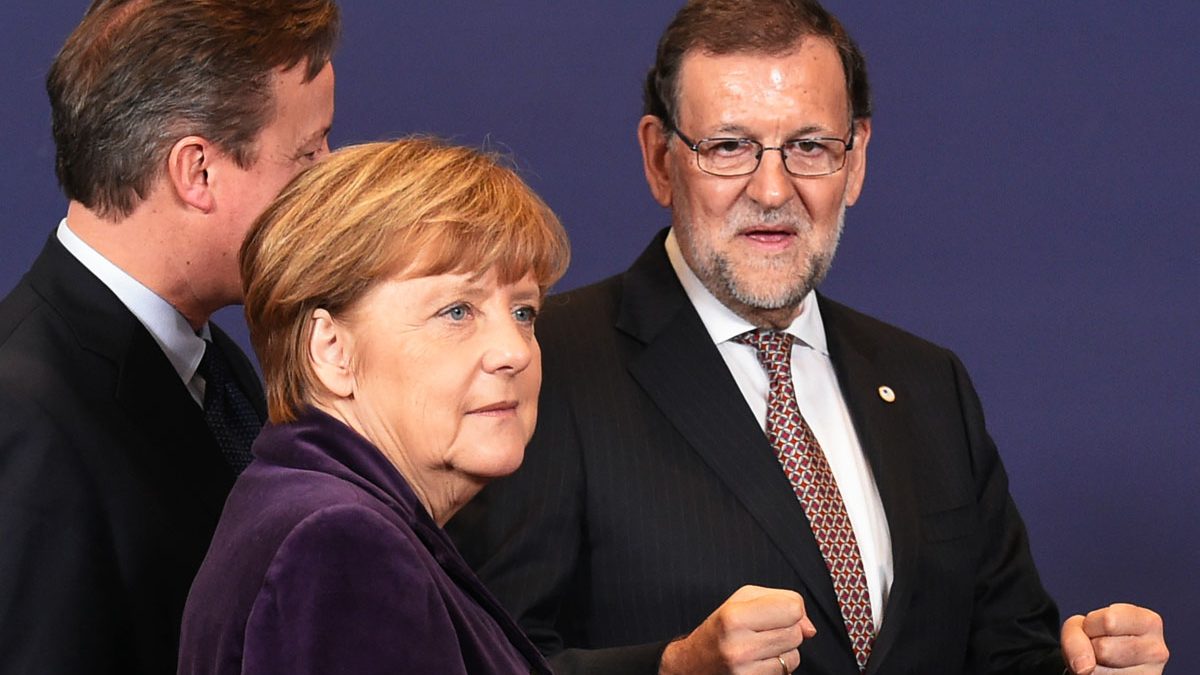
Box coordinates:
[724,200,812,232]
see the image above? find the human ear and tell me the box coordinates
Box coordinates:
[638,115,674,207]
[843,118,871,207]
[308,308,355,399]
[166,136,215,213]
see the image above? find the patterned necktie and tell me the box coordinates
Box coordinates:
[735,329,875,671]
[198,339,261,475]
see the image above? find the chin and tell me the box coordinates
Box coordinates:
[490,448,528,479]
[463,444,528,482]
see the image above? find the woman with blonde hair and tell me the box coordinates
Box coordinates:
[178,138,568,674]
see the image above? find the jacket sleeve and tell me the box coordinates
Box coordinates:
[240,505,468,675]
[948,352,1066,675]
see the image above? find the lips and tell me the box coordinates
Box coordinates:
[737,225,798,247]
[468,401,519,415]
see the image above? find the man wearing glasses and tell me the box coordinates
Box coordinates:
[450,0,1168,674]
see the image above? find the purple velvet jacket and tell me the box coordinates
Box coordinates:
[177,407,549,675]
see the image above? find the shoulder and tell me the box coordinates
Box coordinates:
[0,276,42,344]
[0,293,114,511]
[0,256,132,410]
[0,274,133,468]
[273,501,422,569]
[819,295,960,367]
[223,463,411,550]
[251,499,443,630]
[539,273,624,334]
[0,279,83,384]
[196,473,430,616]
[533,273,629,372]
[190,498,445,674]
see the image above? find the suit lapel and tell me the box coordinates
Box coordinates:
[819,296,921,675]
[30,236,235,522]
[114,326,235,521]
[617,233,848,637]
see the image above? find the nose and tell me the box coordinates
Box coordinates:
[744,147,794,210]
[480,317,534,375]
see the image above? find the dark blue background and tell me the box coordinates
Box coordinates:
[2,3,1196,669]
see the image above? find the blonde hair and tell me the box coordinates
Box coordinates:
[240,137,570,423]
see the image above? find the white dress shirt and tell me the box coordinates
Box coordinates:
[665,229,894,627]
[57,218,210,406]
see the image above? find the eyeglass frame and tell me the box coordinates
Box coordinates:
[666,121,857,178]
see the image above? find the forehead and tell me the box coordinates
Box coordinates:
[675,38,849,133]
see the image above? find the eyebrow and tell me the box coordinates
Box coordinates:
[439,276,541,302]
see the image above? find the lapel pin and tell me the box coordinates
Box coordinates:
[878,385,896,403]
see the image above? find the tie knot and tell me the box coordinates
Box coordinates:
[733,330,794,373]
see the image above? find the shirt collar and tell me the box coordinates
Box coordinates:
[56,218,210,384]
[664,227,829,356]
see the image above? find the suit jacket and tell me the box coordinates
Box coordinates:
[177,407,551,675]
[449,230,1066,675]
[0,236,265,675]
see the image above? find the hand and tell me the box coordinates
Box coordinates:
[1061,603,1168,674]
[659,585,817,675]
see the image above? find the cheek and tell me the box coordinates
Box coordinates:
[264,168,299,203]
[798,179,849,222]
[693,183,748,230]
[514,354,541,428]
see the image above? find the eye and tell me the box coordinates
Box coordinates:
[512,305,538,324]
[298,146,326,163]
[440,303,473,321]
[786,139,831,158]
[703,138,754,158]
[298,137,330,163]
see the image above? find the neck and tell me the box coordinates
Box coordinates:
[67,200,215,330]
[314,398,480,527]
[728,301,803,331]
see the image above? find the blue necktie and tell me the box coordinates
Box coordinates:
[198,340,261,475]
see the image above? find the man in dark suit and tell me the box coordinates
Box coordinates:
[448,1,1169,673]
[0,1,338,673]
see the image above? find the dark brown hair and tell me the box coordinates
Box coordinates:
[644,0,870,125]
[47,0,340,219]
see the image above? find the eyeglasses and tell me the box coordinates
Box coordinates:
[669,124,856,178]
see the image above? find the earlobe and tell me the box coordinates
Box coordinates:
[309,309,355,399]
[638,115,674,207]
[844,118,871,207]
[167,136,215,213]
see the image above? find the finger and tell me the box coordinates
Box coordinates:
[728,584,778,602]
[1081,603,1164,639]
[739,622,810,661]
[1089,633,1170,669]
[728,590,808,632]
[1061,614,1096,675]
[745,651,797,675]
[776,648,800,673]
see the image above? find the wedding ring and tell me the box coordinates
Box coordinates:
[778,654,789,674]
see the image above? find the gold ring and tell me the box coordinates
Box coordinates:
[778,654,788,674]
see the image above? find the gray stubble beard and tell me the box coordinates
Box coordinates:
[688,201,846,314]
